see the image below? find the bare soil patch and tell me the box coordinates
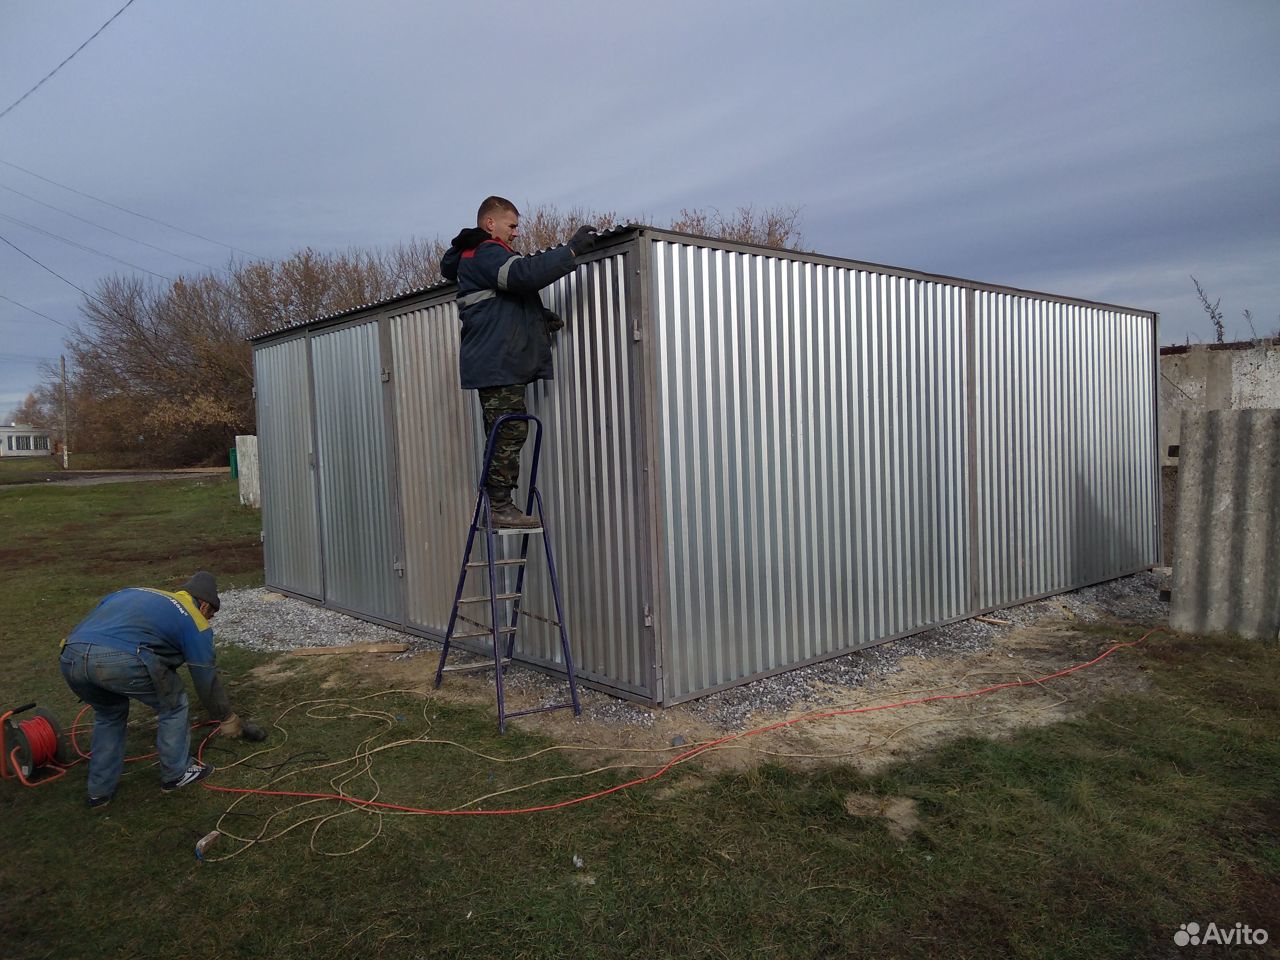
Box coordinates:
[258,618,1155,777]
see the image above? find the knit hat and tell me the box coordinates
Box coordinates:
[180,571,220,613]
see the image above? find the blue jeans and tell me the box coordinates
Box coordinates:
[59,642,191,797]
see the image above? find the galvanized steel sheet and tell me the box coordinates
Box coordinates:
[389,300,480,632]
[254,339,322,598]
[650,241,972,700]
[387,253,653,697]
[972,293,1158,609]
[310,322,402,621]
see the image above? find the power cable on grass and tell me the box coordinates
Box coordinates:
[192,629,1162,861]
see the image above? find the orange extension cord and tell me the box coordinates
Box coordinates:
[192,627,1163,816]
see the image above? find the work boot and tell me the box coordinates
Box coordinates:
[488,499,541,529]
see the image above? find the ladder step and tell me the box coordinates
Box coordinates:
[450,627,519,639]
[485,527,543,536]
[504,702,576,719]
[466,559,526,568]
[441,658,513,674]
[460,593,521,604]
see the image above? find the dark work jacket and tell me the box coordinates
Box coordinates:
[441,236,577,389]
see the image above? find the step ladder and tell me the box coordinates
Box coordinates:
[434,413,581,732]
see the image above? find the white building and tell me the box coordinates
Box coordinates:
[0,423,53,458]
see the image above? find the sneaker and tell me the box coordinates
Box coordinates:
[87,794,113,809]
[161,760,213,792]
[488,500,541,529]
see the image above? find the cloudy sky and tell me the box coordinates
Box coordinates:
[1,0,1277,414]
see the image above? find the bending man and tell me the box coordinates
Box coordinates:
[58,571,265,808]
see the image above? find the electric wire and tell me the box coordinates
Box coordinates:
[0,232,94,298]
[0,157,263,259]
[0,0,141,121]
[191,629,1161,861]
[0,181,219,270]
[0,210,173,280]
[0,291,75,330]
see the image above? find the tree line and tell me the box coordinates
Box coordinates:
[11,206,802,467]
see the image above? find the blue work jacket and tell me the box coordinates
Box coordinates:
[442,236,577,389]
[64,588,228,715]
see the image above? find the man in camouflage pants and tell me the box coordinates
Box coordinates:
[440,196,598,527]
[476,384,532,513]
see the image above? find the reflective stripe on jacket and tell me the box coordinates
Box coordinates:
[441,238,576,389]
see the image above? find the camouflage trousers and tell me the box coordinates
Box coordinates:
[476,385,528,497]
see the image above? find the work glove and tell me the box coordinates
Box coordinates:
[543,307,564,333]
[569,225,599,256]
[217,712,268,742]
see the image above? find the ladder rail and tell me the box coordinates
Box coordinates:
[435,412,581,731]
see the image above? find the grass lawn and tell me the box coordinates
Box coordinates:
[0,478,1276,960]
[0,453,170,485]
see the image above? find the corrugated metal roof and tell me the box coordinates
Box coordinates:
[248,224,641,343]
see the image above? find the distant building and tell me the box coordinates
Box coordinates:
[0,423,53,458]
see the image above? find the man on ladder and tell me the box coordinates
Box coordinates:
[441,196,598,527]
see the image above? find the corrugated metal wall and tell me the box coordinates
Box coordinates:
[972,293,1158,608]
[253,228,1158,706]
[648,237,1158,701]
[254,338,322,598]
[650,241,972,700]
[311,322,402,622]
[386,253,654,698]
[522,254,652,695]
[389,299,479,632]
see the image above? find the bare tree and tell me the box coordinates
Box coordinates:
[515,204,621,254]
[5,391,52,427]
[1191,275,1226,343]
[47,203,805,465]
[669,205,805,250]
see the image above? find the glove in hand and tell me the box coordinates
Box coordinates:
[569,225,599,256]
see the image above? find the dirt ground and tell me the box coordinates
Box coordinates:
[252,618,1156,779]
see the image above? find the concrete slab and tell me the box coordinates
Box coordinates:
[1170,410,1280,639]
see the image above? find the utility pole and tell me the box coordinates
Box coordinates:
[60,354,69,469]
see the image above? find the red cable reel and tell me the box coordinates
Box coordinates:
[1,703,76,786]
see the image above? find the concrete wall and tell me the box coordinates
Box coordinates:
[1160,340,1280,465]
[1170,410,1280,640]
[235,435,260,508]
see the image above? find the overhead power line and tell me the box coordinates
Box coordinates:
[0,0,140,121]
[0,157,263,259]
[0,181,218,270]
[0,231,94,299]
[0,210,173,280]
[0,291,75,331]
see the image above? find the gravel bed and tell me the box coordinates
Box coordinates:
[214,589,420,652]
[215,572,1168,731]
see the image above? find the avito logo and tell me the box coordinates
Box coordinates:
[1174,921,1269,947]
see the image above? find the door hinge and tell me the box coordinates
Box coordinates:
[642,603,653,628]
[381,368,392,383]
[393,561,405,578]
